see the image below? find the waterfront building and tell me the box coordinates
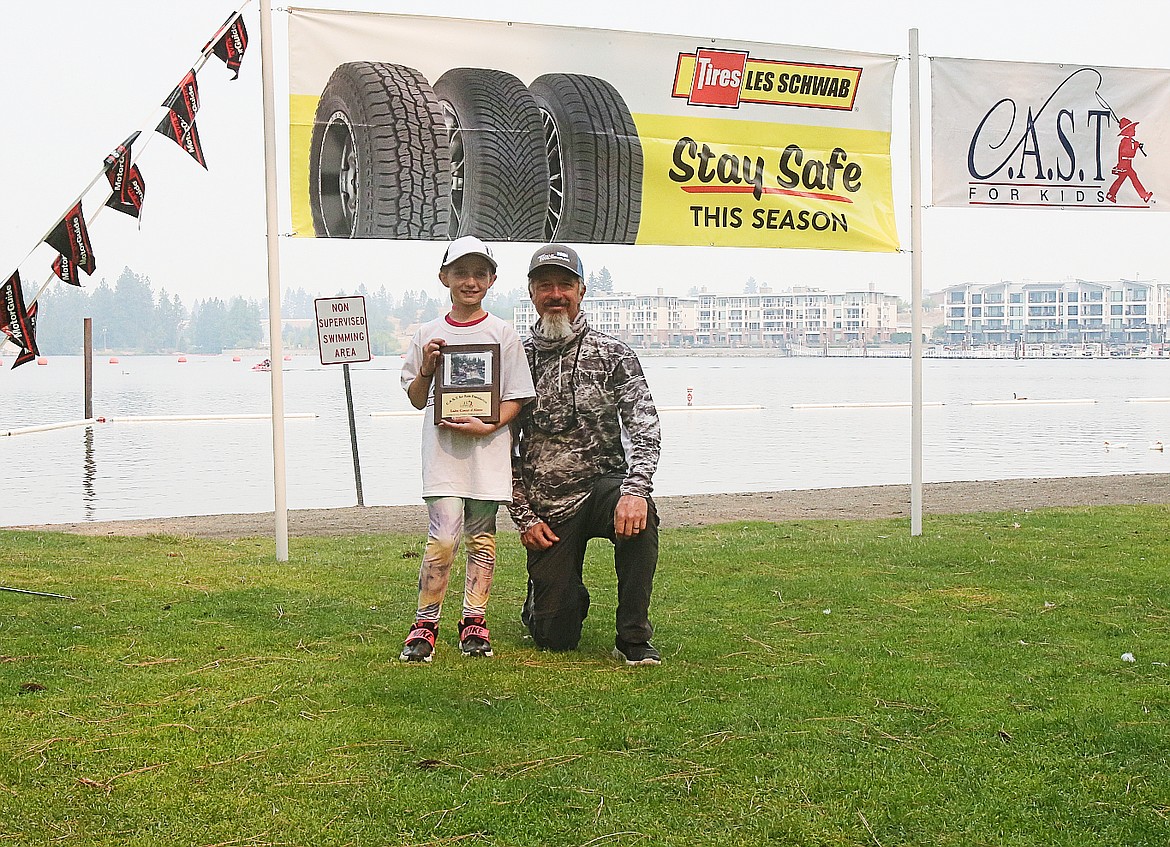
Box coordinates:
[938,279,1168,346]
[514,286,899,348]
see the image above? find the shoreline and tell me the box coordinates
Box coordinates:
[6,474,1168,540]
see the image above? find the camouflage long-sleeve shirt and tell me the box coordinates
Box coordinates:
[509,323,660,530]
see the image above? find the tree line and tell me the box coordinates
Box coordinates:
[30,266,550,356]
[34,267,264,355]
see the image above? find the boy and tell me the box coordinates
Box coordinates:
[398,235,535,662]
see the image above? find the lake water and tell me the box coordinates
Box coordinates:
[1,354,1167,525]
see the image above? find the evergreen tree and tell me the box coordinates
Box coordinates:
[88,279,117,351]
[592,266,615,293]
[33,284,87,354]
[150,288,188,353]
[395,289,442,324]
[224,297,263,349]
[364,285,400,355]
[281,286,315,318]
[744,277,758,294]
[110,267,155,350]
[189,298,230,353]
[484,287,528,324]
[418,291,442,322]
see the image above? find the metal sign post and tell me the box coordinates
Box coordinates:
[342,362,364,506]
[314,296,373,507]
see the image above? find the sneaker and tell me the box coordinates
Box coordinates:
[613,638,661,666]
[399,621,437,663]
[459,616,494,658]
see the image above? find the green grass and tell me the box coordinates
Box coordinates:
[2,506,1168,846]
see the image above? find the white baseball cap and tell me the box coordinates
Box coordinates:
[440,235,497,271]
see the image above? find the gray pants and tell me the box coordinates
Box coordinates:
[524,475,658,651]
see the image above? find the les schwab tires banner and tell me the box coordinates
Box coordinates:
[287,8,899,252]
[932,57,1170,211]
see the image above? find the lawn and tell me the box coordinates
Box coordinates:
[2,506,1168,846]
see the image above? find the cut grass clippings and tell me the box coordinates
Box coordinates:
[1,505,1168,846]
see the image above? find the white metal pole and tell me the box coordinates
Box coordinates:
[259,0,289,561]
[909,29,924,536]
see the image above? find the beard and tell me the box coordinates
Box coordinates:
[539,311,574,340]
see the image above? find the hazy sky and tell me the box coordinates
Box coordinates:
[2,0,1167,311]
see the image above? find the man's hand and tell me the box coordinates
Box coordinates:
[520,521,560,551]
[614,494,648,540]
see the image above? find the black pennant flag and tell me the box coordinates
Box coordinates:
[103,131,140,172]
[105,163,146,218]
[162,70,200,124]
[155,69,206,168]
[104,132,147,219]
[12,303,38,368]
[1,271,40,366]
[44,201,97,277]
[155,109,207,169]
[52,254,81,286]
[205,14,249,79]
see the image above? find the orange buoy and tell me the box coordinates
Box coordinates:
[177,356,187,363]
[37,356,48,365]
[109,357,119,364]
[232,356,241,362]
[283,354,293,361]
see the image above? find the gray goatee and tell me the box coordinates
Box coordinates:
[540,312,574,340]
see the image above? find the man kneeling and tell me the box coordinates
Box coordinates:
[510,244,663,666]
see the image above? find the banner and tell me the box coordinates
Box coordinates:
[287,9,898,252]
[1,271,39,365]
[162,70,201,124]
[52,254,81,286]
[44,202,97,276]
[13,303,37,368]
[205,13,249,79]
[156,108,207,169]
[156,69,207,168]
[104,132,147,219]
[932,57,1170,210]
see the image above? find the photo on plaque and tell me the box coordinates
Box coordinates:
[434,343,501,424]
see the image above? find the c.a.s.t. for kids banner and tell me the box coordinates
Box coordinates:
[932,56,1170,210]
[287,8,898,252]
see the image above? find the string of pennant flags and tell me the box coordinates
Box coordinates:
[0,9,250,369]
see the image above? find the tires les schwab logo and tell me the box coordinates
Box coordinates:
[309,63,643,243]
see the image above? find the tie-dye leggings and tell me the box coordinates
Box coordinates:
[413,497,498,623]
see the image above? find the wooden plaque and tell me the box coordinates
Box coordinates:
[433,343,501,425]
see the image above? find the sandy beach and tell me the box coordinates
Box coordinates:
[7,474,1167,539]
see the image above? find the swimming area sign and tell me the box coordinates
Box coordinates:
[314,296,371,365]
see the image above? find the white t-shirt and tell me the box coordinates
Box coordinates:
[401,312,535,502]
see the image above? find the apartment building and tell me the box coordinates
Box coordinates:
[514,286,899,348]
[938,279,1168,345]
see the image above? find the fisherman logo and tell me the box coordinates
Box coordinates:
[1105,116,1154,205]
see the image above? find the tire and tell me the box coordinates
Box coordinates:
[529,73,643,244]
[432,68,549,240]
[309,62,450,238]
